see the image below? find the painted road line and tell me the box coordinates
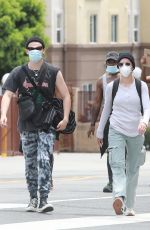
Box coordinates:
[0,203,26,209]
[50,193,150,203]
[0,213,150,230]
[0,175,102,184]
[0,193,149,209]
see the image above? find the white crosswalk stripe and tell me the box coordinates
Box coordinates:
[0,193,150,209]
[0,194,150,229]
[0,214,150,230]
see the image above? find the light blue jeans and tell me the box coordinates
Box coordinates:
[108,127,144,209]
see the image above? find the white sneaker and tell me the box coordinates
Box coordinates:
[124,208,135,216]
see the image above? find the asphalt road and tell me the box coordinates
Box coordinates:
[0,152,150,230]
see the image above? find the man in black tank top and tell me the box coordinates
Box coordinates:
[0,36,71,213]
[87,51,119,193]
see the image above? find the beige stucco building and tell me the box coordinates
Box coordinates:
[43,0,150,152]
[44,0,150,91]
[140,0,150,43]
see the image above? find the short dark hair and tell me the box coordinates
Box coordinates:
[25,36,45,49]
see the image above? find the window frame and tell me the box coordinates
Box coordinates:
[133,14,139,42]
[55,12,63,44]
[90,14,97,43]
[111,15,118,42]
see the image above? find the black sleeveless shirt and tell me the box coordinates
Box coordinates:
[3,62,59,132]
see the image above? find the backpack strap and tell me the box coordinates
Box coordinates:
[21,64,53,101]
[112,78,120,107]
[135,78,143,115]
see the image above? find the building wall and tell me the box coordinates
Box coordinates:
[45,0,63,44]
[44,0,52,39]
[76,0,102,44]
[44,0,150,89]
[64,0,130,44]
[64,0,77,44]
[140,0,150,43]
[45,0,150,89]
[44,0,150,46]
[74,122,99,152]
[46,44,145,89]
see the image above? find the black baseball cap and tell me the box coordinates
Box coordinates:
[25,36,45,49]
[106,51,119,61]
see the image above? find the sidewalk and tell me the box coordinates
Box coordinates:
[0,153,103,178]
[0,152,150,179]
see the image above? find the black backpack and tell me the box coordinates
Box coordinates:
[100,78,143,156]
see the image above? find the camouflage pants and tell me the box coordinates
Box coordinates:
[20,130,56,199]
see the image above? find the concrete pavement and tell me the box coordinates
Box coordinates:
[0,152,150,229]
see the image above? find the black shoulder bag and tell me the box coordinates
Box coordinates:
[21,66,76,134]
[17,63,48,121]
[17,87,36,121]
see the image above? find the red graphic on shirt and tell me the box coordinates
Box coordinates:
[22,79,48,88]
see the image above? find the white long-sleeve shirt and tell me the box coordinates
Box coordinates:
[96,80,150,139]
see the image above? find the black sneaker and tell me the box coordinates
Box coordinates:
[38,198,54,213]
[103,182,112,193]
[26,198,38,212]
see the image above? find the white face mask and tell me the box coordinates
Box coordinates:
[119,65,132,78]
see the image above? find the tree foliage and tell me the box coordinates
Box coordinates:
[0,0,49,80]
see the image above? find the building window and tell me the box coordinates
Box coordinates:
[133,15,139,42]
[83,83,93,92]
[90,14,97,43]
[56,13,63,43]
[111,15,118,42]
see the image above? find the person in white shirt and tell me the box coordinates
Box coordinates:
[96,53,150,216]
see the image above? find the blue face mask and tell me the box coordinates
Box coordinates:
[28,50,43,63]
[106,65,119,74]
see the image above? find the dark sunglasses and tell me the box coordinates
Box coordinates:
[27,46,43,51]
[118,62,131,67]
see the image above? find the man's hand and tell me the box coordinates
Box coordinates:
[56,118,68,131]
[87,124,95,138]
[0,114,7,127]
[97,138,103,148]
[0,90,14,127]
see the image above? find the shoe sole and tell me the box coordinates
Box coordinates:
[103,189,112,193]
[26,207,37,212]
[125,212,135,216]
[37,204,54,213]
[113,198,123,215]
[126,213,135,216]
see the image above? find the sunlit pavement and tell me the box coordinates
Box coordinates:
[0,152,150,230]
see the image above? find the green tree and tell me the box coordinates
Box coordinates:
[0,0,49,80]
